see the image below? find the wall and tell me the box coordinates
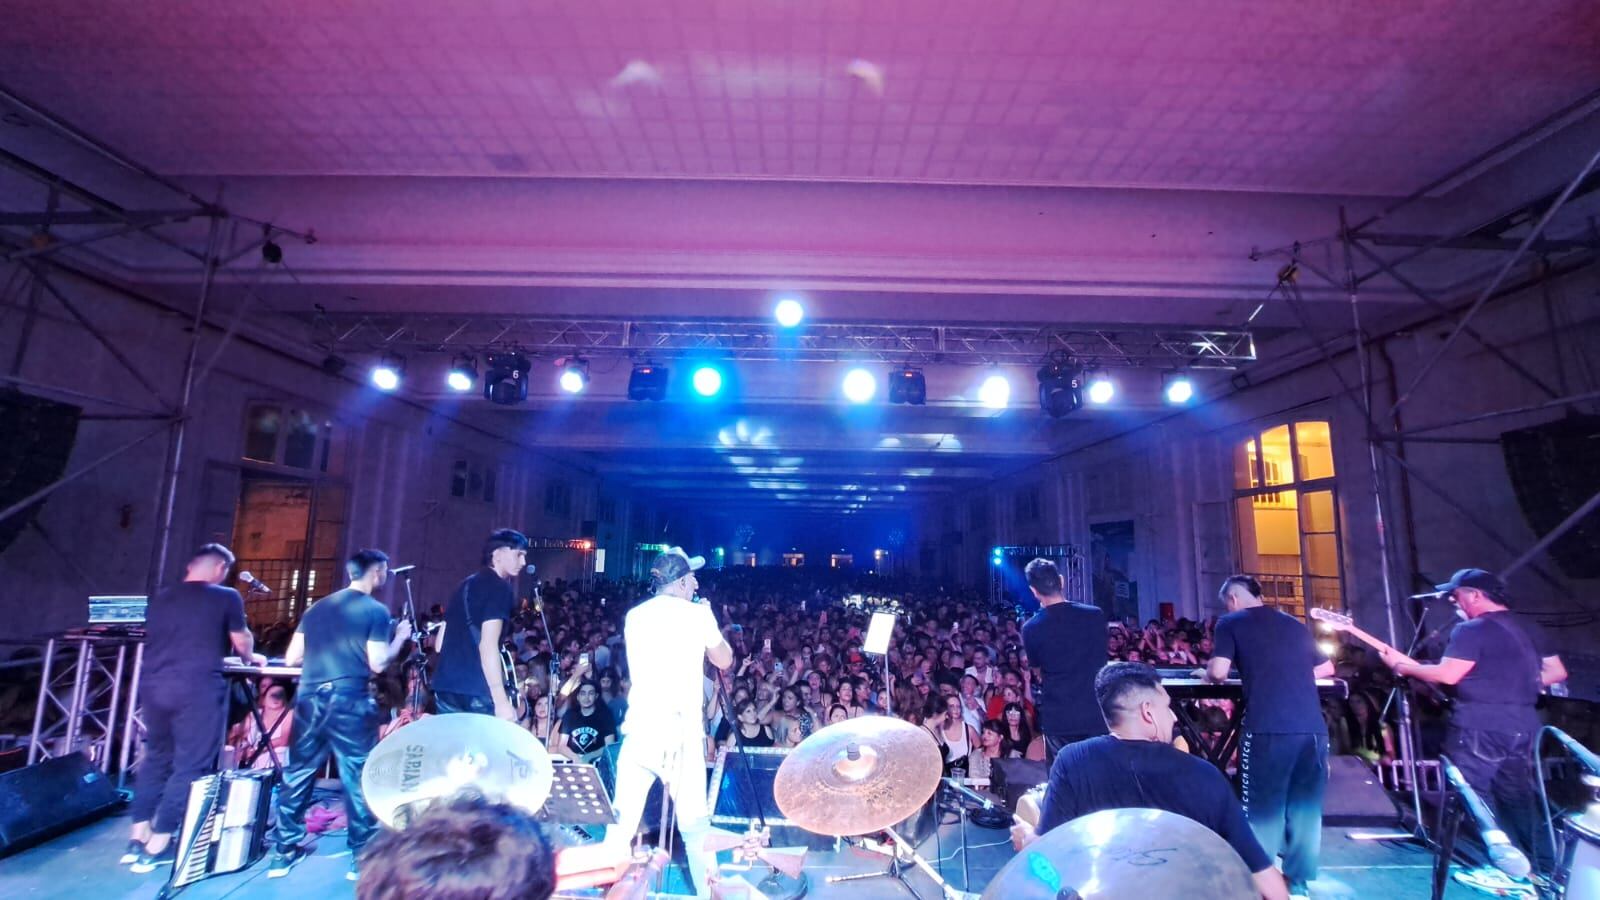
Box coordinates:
[933,261,1600,687]
[0,260,633,639]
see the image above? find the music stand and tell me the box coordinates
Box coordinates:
[538,760,618,826]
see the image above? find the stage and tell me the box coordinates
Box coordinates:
[1,809,1480,899]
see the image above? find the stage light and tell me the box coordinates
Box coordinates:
[888,365,926,405]
[446,354,477,392]
[1036,358,1083,418]
[370,354,403,391]
[843,367,877,404]
[692,364,724,397]
[483,351,532,405]
[991,546,1004,566]
[628,362,669,401]
[559,358,589,394]
[774,297,805,328]
[978,372,1011,409]
[1085,369,1114,405]
[1164,372,1195,405]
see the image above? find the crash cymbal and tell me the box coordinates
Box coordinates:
[984,808,1257,900]
[362,713,554,828]
[773,716,943,836]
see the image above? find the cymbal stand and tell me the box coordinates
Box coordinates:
[828,824,970,900]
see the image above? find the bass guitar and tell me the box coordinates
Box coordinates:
[1309,608,1407,661]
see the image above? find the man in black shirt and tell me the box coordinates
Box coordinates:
[1019,558,1107,764]
[268,549,412,881]
[432,529,528,720]
[557,680,617,761]
[1013,662,1288,900]
[1206,575,1333,900]
[1381,568,1567,873]
[125,544,261,873]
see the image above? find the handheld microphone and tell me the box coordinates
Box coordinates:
[1549,726,1600,775]
[1441,756,1530,879]
[1408,590,1446,600]
[237,571,273,595]
[390,564,417,576]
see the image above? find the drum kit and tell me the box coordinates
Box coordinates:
[364,713,1258,899]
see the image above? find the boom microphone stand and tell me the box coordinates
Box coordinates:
[396,567,431,717]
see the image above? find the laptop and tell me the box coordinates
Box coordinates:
[88,595,148,625]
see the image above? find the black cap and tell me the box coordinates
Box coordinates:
[1434,568,1505,598]
[650,546,705,586]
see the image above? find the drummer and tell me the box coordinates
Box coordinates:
[1012,662,1289,900]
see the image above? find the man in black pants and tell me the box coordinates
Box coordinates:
[432,528,527,720]
[267,549,413,881]
[1381,568,1567,889]
[1206,575,1334,900]
[1020,557,1107,764]
[1012,662,1288,900]
[125,544,261,873]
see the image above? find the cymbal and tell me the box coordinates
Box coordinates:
[362,713,554,828]
[984,808,1257,900]
[773,716,943,836]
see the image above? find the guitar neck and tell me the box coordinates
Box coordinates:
[1339,623,1396,657]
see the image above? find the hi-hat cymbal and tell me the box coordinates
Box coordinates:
[362,713,554,828]
[984,808,1257,900]
[773,716,943,836]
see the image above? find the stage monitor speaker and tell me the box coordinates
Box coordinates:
[989,758,1049,814]
[1502,416,1600,578]
[1322,755,1401,827]
[0,752,120,856]
[0,391,81,557]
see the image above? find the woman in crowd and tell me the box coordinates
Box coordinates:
[1000,701,1038,759]
[928,693,979,776]
[717,699,776,748]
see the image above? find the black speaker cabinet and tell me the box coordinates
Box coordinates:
[1501,416,1600,579]
[0,391,81,556]
[0,752,120,856]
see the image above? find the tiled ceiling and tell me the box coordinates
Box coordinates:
[2,0,1597,195]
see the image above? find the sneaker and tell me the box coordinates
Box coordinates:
[129,843,176,874]
[1452,866,1537,898]
[266,846,307,879]
[346,856,360,882]
[1288,880,1310,900]
[118,839,146,865]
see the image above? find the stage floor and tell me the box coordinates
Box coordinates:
[1,810,1480,899]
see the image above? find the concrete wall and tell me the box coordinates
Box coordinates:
[0,261,657,638]
[932,261,1600,691]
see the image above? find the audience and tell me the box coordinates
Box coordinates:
[357,794,557,900]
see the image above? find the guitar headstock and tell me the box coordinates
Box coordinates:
[1308,607,1354,631]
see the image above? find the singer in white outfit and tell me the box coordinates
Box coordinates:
[561,547,733,896]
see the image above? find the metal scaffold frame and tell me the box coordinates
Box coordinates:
[25,632,142,776]
[1250,140,1600,846]
[301,310,1257,369]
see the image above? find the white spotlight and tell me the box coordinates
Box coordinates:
[842,367,877,404]
[370,355,403,391]
[1164,372,1195,405]
[978,373,1011,409]
[1086,371,1115,405]
[774,297,805,328]
[559,358,589,394]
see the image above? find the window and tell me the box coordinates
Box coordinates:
[242,404,338,474]
[450,460,497,502]
[1015,485,1042,524]
[1231,420,1342,619]
[545,480,573,517]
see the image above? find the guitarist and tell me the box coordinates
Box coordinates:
[1205,575,1334,900]
[1379,568,1567,878]
[432,529,527,720]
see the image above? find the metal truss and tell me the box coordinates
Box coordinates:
[26,632,138,772]
[303,312,1257,369]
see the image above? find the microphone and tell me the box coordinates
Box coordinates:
[1408,590,1447,600]
[390,564,417,576]
[237,571,273,595]
[1549,726,1600,775]
[1441,756,1530,879]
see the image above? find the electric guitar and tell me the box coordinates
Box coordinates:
[1309,608,1407,662]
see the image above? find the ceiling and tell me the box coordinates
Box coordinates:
[2,1,1599,518]
[3,0,1597,194]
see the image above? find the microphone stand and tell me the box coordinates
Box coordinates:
[397,569,431,717]
[532,586,560,747]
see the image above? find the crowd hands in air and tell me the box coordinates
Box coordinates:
[246,565,1396,768]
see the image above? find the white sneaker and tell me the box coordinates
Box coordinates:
[1452,866,1537,898]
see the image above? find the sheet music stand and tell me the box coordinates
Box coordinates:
[538,760,618,826]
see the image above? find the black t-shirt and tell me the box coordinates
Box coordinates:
[143,581,245,685]
[1039,736,1270,873]
[561,705,618,756]
[715,721,776,747]
[298,587,391,688]
[432,568,514,698]
[1213,606,1327,734]
[1444,611,1549,733]
[1021,602,1108,737]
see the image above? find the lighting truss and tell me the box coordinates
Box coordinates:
[299,313,1257,369]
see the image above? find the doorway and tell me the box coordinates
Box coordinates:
[229,472,347,625]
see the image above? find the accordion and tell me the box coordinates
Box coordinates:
[167,769,275,891]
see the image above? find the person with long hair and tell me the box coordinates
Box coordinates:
[1001,702,1034,759]
[930,693,979,776]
